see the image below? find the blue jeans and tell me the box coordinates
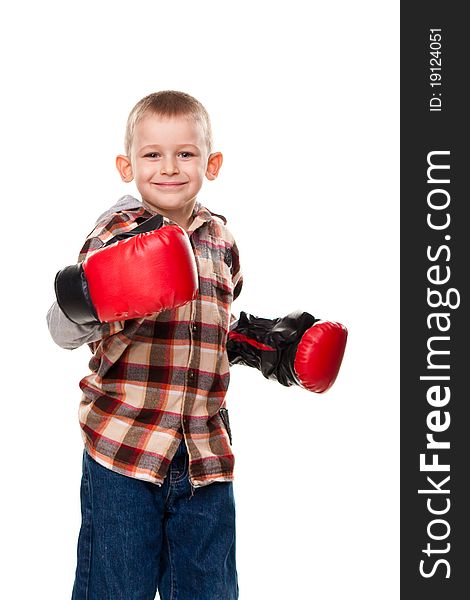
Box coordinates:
[71,438,239,599]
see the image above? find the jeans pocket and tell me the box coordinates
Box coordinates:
[219,407,233,445]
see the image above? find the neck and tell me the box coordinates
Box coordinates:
[142,200,197,231]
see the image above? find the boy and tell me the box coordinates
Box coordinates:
[48,90,241,600]
[47,90,347,599]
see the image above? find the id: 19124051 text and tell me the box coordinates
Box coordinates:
[429,28,442,112]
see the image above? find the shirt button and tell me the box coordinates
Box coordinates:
[188,370,195,379]
[192,323,198,332]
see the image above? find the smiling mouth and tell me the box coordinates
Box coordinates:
[154,182,187,186]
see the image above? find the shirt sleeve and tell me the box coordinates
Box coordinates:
[46,301,123,350]
[46,214,128,350]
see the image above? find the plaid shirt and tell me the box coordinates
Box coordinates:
[76,199,243,489]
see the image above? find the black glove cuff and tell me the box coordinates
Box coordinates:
[54,263,99,325]
[265,311,318,386]
[227,310,318,386]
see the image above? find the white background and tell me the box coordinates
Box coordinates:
[1,1,399,598]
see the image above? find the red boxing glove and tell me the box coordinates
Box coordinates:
[227,311,347,393]
[293,321,347,393]
[55,216,198,324]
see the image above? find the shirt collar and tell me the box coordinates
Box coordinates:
[115,195,215,233]
[186,200,214,233]
[159,199,214,234]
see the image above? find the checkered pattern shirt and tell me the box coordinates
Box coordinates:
[76,200,243,489]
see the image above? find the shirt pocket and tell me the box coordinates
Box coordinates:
[211,247,234,332]
[193,241,233,330]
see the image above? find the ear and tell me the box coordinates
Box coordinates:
[205,152,223,181]
[116,155,134,182]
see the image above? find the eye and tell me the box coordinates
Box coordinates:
[144,152,160,158]
[178,151,194,158]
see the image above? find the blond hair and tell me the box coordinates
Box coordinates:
[124,90,213,157]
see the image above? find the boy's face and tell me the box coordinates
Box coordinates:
[116,113,222,225]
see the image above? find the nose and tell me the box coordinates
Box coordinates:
[160,156,179,175]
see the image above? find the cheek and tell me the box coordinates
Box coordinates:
[189,163,206,180]
[135,165,154,182]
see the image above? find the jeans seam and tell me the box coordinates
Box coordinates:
[166,528,178,600]
[170,455,188,484]
[85,450,93,598]
[73,450,93,600]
